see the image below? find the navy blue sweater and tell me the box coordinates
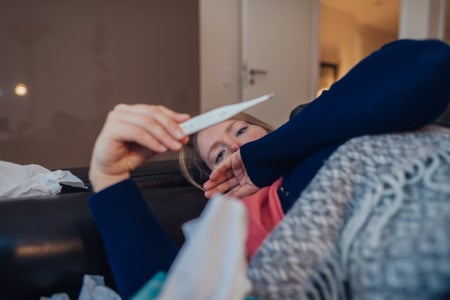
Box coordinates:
[89,39,450,299]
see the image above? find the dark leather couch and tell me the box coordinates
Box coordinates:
[0,159,208,299]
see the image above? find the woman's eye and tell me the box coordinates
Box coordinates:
[215,150,225,164]
[236,126,248,136]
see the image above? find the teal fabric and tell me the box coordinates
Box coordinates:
[131,272,167,300]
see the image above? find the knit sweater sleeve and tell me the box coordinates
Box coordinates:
[241,39,450,187]
[88,179,178,299]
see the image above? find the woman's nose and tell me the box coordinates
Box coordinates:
[230,140,241,152]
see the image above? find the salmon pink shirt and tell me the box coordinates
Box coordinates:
[240,178,284,260]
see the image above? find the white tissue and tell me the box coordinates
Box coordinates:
[78,275,121,300]
[40,275,121,300]
[156,194,252,300]
[40,293,70,300]
[0,160,85,199]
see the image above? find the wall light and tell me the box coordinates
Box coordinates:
[15,83,28,96]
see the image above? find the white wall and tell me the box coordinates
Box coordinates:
[399,0,448,40]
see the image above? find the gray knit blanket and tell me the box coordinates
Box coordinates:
[247,125,450,300]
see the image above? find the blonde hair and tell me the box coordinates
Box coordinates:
[178,112,274,190]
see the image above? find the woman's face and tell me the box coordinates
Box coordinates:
[197,119,268,170]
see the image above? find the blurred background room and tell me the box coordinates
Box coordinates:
[0,0,448,169]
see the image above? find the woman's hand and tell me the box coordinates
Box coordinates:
[89,104,190,192]
[203,150,259,199]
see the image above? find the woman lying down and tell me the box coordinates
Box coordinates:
[88,39,450,299]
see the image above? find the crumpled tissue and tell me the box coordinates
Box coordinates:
[40,275,121,300]
[78,275,121,300]
[0,160,86,199]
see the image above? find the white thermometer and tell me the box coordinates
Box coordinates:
[180,93,275,135]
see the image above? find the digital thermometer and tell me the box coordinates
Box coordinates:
[180,93,275,135]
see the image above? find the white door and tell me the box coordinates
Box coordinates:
[241,0,319,127]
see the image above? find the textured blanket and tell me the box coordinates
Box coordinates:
[247,126,450,300]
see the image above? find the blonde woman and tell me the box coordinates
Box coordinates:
[88,39,450,299]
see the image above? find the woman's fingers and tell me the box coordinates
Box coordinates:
[203,150,259,199]
[112,104,190,151]
[204,151,248,198]
[90,103,191,192]
[125,142,155,170]
[105,111,167,153]
[227,185,257,199]
[203,168,233,190]
[114,104,190,132]
[207,158,235,184]
[204,176,239,198]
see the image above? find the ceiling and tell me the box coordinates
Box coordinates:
[321,0,450,39]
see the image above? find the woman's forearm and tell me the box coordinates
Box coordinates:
[88,179,178,299]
